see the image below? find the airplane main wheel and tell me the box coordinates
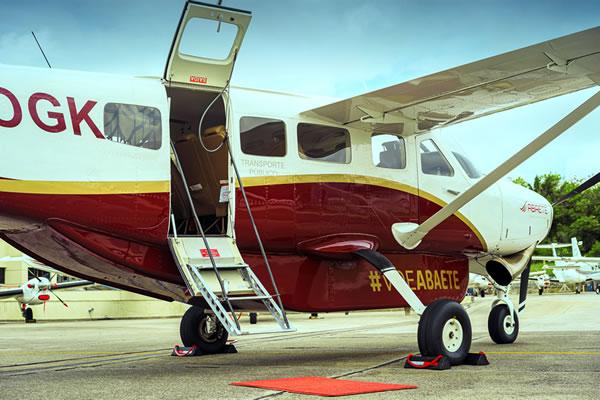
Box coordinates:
[180,307,228,354]
[479,289,486,298]
[23,307,33,321]
[417,299,472,365]
[488,304,519,344]
[596,286,600,295]
[538,288,544,295]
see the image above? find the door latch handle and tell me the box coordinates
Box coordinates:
[446,188,460,196]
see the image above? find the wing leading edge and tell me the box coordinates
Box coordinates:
[302,27,600,135]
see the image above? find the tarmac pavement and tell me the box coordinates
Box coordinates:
[0,292,599,399]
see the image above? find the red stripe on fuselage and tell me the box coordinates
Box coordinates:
[234,182,483,255]
[0,191,169,244]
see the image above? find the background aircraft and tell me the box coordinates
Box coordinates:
[533,238,600,294]
[468,273,491,297]
[0,255,93,321]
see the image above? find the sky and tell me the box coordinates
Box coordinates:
[0,0,599,182]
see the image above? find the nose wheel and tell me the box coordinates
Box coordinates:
[488,304,519,344]
[180,306,229,354]
[418,299,472,365]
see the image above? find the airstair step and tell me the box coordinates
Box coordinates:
[227,295,271,301]
[239,327,297,335]
[191,263,248,270]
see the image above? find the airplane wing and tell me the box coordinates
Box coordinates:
[0,287,23,299]
[536,243,571,249]
[533,256,600,263]
[302,27,600,134]
[52,280,94,290]
[529,271,547,277]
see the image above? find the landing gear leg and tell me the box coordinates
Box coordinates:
[180,306,228,354]
[354,250,472,365]
[22,306,35,323]
[488,285,519,344]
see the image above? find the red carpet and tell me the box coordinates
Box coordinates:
[231,376,417,396]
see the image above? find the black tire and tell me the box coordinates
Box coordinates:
[488,304,519,344]
[249,312,258,324]
[538,288,544,296]
[180,307,228,354]
[596,286,600,295]
[417,299,472,365]
[480,289,486,298]
[23,307,33,321]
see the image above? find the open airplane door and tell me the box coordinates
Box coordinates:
[164,1,251,91]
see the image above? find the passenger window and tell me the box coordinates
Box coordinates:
[420,139,453,176]
[104,103,162,150]
[371,133,406,169]
[240,117,286,157]
[453,152,481,179]
[297,123,351,163]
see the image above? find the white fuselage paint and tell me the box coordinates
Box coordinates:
[0,64,553,261]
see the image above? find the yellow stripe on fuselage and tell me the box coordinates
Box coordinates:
[0,179,170,195]
[240,174,487,251]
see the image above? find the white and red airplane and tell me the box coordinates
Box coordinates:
[468,273,492,297]
[534,237,600,294]
[0,1,599,363]
[0,256,93,321]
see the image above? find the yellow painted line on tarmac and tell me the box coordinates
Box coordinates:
[487,351,600,356]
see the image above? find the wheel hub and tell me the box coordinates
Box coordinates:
[503,314,515,335]
[442,317,463,352]
[198,314,222,343]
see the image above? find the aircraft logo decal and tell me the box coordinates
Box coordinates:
[520,201,549,214]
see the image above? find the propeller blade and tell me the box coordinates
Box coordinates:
[50,289,69,308]
[553,171,600,206]
[30,268,42,282]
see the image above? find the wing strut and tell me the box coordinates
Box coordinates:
[393,90,600,250]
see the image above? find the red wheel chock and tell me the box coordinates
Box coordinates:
[171,343,238,357]
[404,354,451,370]
[404,352,489,370]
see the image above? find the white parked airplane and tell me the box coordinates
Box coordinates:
[468,273,491,297]
[533,237,600,294]
[0,255,93,321]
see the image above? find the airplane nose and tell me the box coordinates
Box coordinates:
[497,180,553,253]
[522,186,553,242]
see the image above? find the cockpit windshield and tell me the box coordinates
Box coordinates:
[453,152,481,179]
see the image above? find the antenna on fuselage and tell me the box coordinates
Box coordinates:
[216,0,223,32]
[31,31,52,69]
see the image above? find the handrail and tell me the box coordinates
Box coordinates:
[170,141,240,331]
[225,137,291,329]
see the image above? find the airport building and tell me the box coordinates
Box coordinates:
[0,241,187,321]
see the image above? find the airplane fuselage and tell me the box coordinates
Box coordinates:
[0,64,552,311]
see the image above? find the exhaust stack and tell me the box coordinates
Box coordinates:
[485,244,536,286]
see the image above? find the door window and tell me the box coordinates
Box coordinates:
[179,18,239,61]
[420,139,453,176]
[453,152,481,179]
[371,133,406,169]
